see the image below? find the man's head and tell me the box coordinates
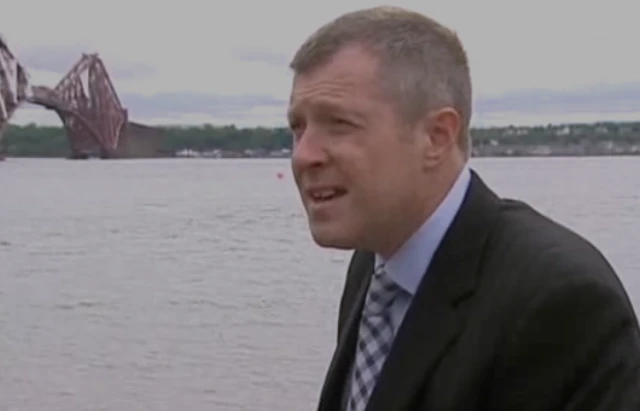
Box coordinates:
[288,6,472,257]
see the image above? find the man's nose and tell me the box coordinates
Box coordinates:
[291,129,329,169]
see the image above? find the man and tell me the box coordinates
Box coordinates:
[287,6,640,411]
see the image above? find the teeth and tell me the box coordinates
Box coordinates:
[312,189,337,200]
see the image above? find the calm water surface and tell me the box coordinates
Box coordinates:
[1,157,639,410]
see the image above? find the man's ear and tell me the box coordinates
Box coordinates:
[420,107,461,168]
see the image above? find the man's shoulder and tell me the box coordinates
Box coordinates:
[489,196,622,291]
[462,171,617,288]
[481,198,640,410]
[470,196,638,356]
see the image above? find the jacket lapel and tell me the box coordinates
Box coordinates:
[366,170,501,411]
[317,252,374,411]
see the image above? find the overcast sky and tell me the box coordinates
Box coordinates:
[2,0,639,128]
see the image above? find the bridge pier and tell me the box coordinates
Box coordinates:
[99,148,118,159]
[66,147,118,160]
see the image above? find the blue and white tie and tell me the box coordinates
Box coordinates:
[346,264,401,411]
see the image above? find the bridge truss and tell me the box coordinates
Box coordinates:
[0,34,128,159]
[0,34,30,150]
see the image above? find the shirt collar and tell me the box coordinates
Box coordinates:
[376,165,471,295]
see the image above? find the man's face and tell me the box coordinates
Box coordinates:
[288,45,428,253]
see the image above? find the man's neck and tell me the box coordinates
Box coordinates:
[376,162,467,260]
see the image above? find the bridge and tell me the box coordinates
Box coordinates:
[0,34,29,150]
[0,34,163,159]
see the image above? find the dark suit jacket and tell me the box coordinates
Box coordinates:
[317,170,640,411]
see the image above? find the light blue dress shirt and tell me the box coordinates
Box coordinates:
[341,166,472,407]
[375,165,471,335]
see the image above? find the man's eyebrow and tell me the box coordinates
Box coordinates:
[288,99,369,125]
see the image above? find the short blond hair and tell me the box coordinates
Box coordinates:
[290,6,472,153]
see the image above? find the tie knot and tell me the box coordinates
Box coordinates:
[363,265,400,315]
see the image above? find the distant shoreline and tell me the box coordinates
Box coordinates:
[3,152,640,160]
[3,120,640,159]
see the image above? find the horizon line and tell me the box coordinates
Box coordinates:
[8,118,640,131]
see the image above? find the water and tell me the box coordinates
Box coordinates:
[1,157,639,410]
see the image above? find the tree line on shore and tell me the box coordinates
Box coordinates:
[3,121,640,157]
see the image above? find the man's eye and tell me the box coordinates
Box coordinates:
[289,120,305,135]
[331,118,350,125]
[325,118,357,136]
[328,118,355,131]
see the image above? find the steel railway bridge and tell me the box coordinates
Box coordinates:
[0,34,161,159]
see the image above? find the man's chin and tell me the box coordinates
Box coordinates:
[308,224,357,250]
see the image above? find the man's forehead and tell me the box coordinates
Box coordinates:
[290,74,357,99]
[287,46,387,116]
[288,84,376,121]
[297,46,378,79]
[289,71,382,111]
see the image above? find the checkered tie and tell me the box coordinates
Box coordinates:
[346,264,402,411]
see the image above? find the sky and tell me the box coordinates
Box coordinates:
[2,0,639,128]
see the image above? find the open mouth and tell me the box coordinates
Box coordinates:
[308,187,347,203]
